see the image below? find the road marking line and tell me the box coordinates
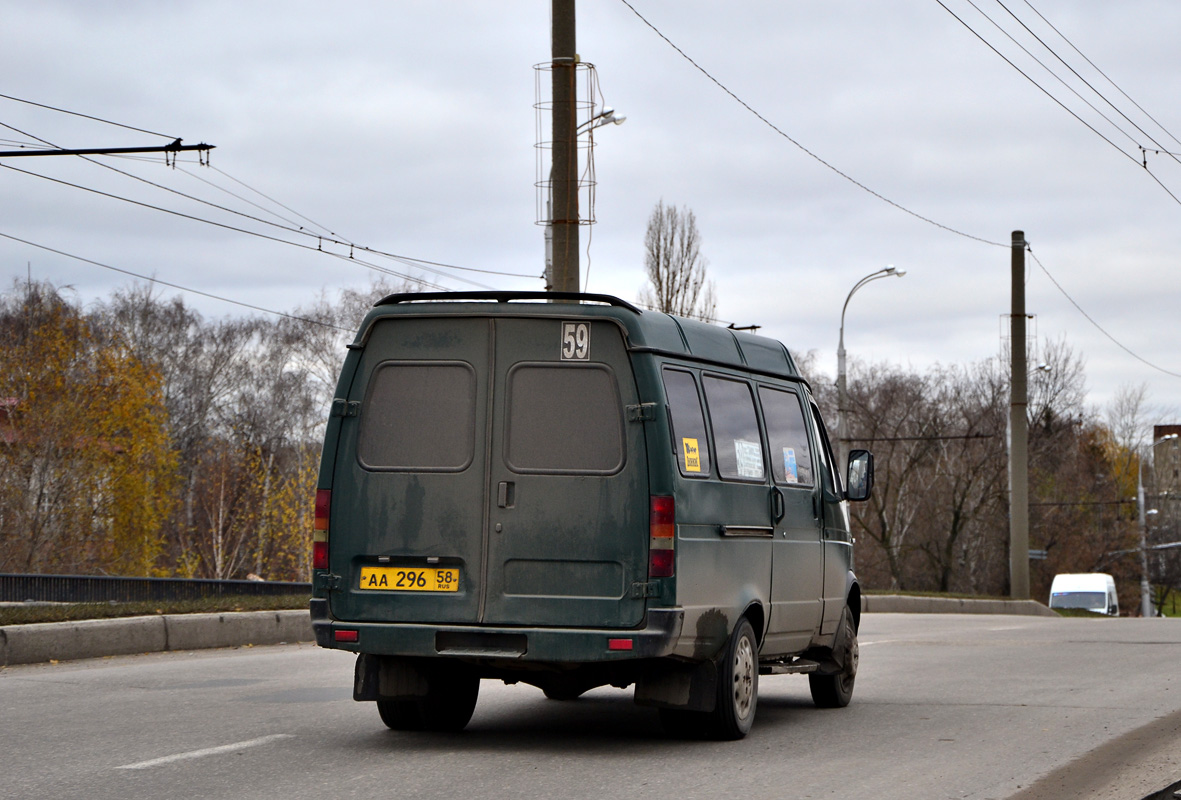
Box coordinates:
[115,734,293,771]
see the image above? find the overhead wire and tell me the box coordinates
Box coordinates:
[617,0,1006,248]
[934,0,1181,208]
[962,0,1143,151]
[1018,0,1181,152]
[992,0,1181,167]
[0,92,176,139]
[1026,245,1181,380]
[934,0,1138,165]
[0,118,539,286]
[0,159,501,290]
[0,230,351,332]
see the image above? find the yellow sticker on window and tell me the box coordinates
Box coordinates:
[682,437,702,472]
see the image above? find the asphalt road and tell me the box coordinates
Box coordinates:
[2,614,1179,800]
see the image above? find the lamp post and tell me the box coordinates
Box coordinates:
[1140,433,1179,617]
[837,266,905,472]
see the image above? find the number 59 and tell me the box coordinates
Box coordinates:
[561,322,589,361]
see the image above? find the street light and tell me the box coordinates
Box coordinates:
[1139,433,1179,617]
[577,107,626,134]
[837,266,906,471]
[544,107,626,291]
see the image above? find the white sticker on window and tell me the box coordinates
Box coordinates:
[783,447,798,483]
[734,439,764,479]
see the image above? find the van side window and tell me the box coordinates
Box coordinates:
[662,368,711,477]
[702,375,765,482]
[758,386,813,487]
[809,403,843,494]
[505,364,624,474]
[357,362,475,471]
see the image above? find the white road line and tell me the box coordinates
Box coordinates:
[115,734,293,771]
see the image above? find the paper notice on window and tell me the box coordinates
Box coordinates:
[734,439,764,479]
[783,447,798,483]
[682,437,702,472]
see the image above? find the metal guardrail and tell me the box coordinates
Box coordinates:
[0,573,311,603]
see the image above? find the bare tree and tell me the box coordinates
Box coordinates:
[638,200,716,321]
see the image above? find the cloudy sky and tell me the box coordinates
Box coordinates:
[3,1,1179,418]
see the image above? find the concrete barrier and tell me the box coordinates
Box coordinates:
[1,610,313,667]
[164,610,313,651]
[1,597,1058,667]
[862,594,1058,617]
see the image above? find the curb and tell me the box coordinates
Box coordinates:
[862,594,1058,617]
[0,610,313,667]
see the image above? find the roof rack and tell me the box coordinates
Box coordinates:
[375,290,642,315]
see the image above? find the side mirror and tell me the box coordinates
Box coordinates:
[845,449,874,502]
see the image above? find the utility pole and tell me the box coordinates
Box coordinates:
[550,0,579,294]
[1009,230,1030,599]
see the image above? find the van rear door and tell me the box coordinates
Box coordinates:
[328,316,489,624]
[483,317,648,628]
[328,314,648,630]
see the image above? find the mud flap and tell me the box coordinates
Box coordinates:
[353,654,430,701]
[804,607,853,676]
[634,658,719,712]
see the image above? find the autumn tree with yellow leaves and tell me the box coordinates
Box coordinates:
[0,281,176,575]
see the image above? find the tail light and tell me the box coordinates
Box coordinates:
[313,489,330,570]
[648,495,675,578]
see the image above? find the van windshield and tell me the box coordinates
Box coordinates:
[1050,591,1106,610]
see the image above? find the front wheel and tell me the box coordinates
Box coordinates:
[809,606,858,709]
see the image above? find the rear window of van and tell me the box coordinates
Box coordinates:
[357,361,476,471]
[663,368,711,478]
[505,364,624,474]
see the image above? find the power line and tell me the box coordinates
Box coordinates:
[0,230,351,332]
[0,93,176,139]
[935,0,1181,209]
[992,0,1181,168]
[1018,0,1181,152]
[935,0,1138,165]
[616,0,1006,248]
[0,160,494,290]
[964,0,1144,151]
[1026,245,1181,380]
[0,119,538,284]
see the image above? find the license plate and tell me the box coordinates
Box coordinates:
[358,566,459,592]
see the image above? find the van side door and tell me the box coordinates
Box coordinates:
[810,402,853,636]
[758,385,824,654]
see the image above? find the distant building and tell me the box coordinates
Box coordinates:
[1152,425,1181,496]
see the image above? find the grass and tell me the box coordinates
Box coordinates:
[0,594,310,627]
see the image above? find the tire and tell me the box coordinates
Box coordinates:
[809,606,858,709]
[376,662,480,732]
[705,616,759,740]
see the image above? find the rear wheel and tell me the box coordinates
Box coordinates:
[809,606,858,709]
[706,617,758,739]
[377,662,480,732]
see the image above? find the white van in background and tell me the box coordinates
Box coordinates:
[1048,573,1119,616]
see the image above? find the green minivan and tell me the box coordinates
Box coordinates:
[311,291,873,740]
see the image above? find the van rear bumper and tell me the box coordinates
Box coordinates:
[310,599,683,662]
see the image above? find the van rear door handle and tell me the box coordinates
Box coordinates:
[770,488,785,523]
[497,481,515,508]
